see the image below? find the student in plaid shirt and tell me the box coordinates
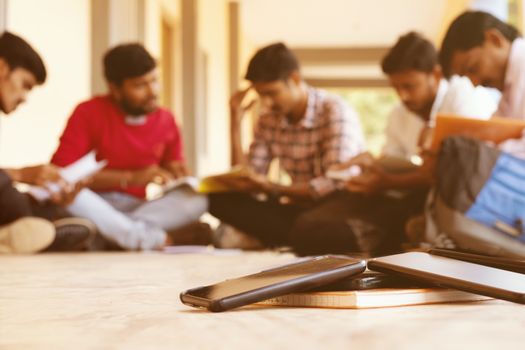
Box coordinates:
[209,43,368,255]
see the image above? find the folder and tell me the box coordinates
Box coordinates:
[430,114,525,152]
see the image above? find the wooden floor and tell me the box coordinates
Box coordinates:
[0,251,524,350]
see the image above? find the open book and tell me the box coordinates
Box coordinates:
[256,288,491,309]
[430,114,525,152]
[28,151,107,202]
[160,166,251,194]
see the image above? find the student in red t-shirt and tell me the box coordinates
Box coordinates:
[52,44,207,250]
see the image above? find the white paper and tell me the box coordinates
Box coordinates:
[28,151,107,202]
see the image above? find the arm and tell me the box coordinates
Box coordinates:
[266,182,313,200]
[4,165,62,186]
[160,112,190,178]
[230,88,256,166]
[346,157,434,194]
[90,166,173,190]
[217,170,313,200]
[3,165,87,205]
[51,104,94,167]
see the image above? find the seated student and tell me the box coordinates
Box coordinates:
[339,32,497,195]
[209,42,367,256]
[329,32,497,249]
[51,44,207,251]
[0,32,94,254]
[439,10,524,119]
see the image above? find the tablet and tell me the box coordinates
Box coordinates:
[429,248,525,274]
[368,252,525,304]
[180,255,366,312]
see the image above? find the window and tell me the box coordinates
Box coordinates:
[508,0,523,30]
[327,88,398,155]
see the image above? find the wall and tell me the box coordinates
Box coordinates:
[197,0,230,175]
[0,0,91,168]
[241,0,447,47]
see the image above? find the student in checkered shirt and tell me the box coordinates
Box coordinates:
[209,42,373,256]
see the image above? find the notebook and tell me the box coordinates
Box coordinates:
[256,288,491,309]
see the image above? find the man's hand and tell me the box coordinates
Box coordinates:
[230,87,256,125]
[130,165,174,186]
[49,178,90,206]
[163,161,189,179]
[10,164,90,205]
[229,87,256,113]
[345,163,390,195]
[18,164,64,186]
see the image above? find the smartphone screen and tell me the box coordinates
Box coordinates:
[180,255,366,311]
[369,252,525,304]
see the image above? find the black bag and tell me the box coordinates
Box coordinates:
[432,136,525,258]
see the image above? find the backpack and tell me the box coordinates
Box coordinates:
[429,136,525,258]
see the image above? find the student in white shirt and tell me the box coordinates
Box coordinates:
[337,32,496,194]
[440,10,524,120]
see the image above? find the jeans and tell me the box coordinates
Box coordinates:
[67,187,208,251]
[209,189,428,256]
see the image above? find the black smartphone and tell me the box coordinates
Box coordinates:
[312,271,422,291]
[368,252,525,304]
[429,248,525,274]
[180,255,366,312]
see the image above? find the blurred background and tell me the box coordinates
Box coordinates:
[0,0,523,176]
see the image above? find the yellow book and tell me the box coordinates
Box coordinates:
[256,288,491,309]
[197,166,251,193]
[159,166,251,195]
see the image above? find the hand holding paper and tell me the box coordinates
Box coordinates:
[28,151,107,202]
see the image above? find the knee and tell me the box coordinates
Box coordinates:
[177,190,208,220]
[187,193,208,218]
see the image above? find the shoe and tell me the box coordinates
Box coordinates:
[44,217,97,252]
[0,217,55,254]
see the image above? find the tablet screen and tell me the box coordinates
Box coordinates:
[369,252,525,302]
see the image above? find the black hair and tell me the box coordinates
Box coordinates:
[103,43,156,84]
[381,32,438,75]
[440,11,520,78]
[245,42,300,82]
[0,31,46,84]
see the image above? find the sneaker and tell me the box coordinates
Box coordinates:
[0,217,55,254]
[44,217,97,252]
